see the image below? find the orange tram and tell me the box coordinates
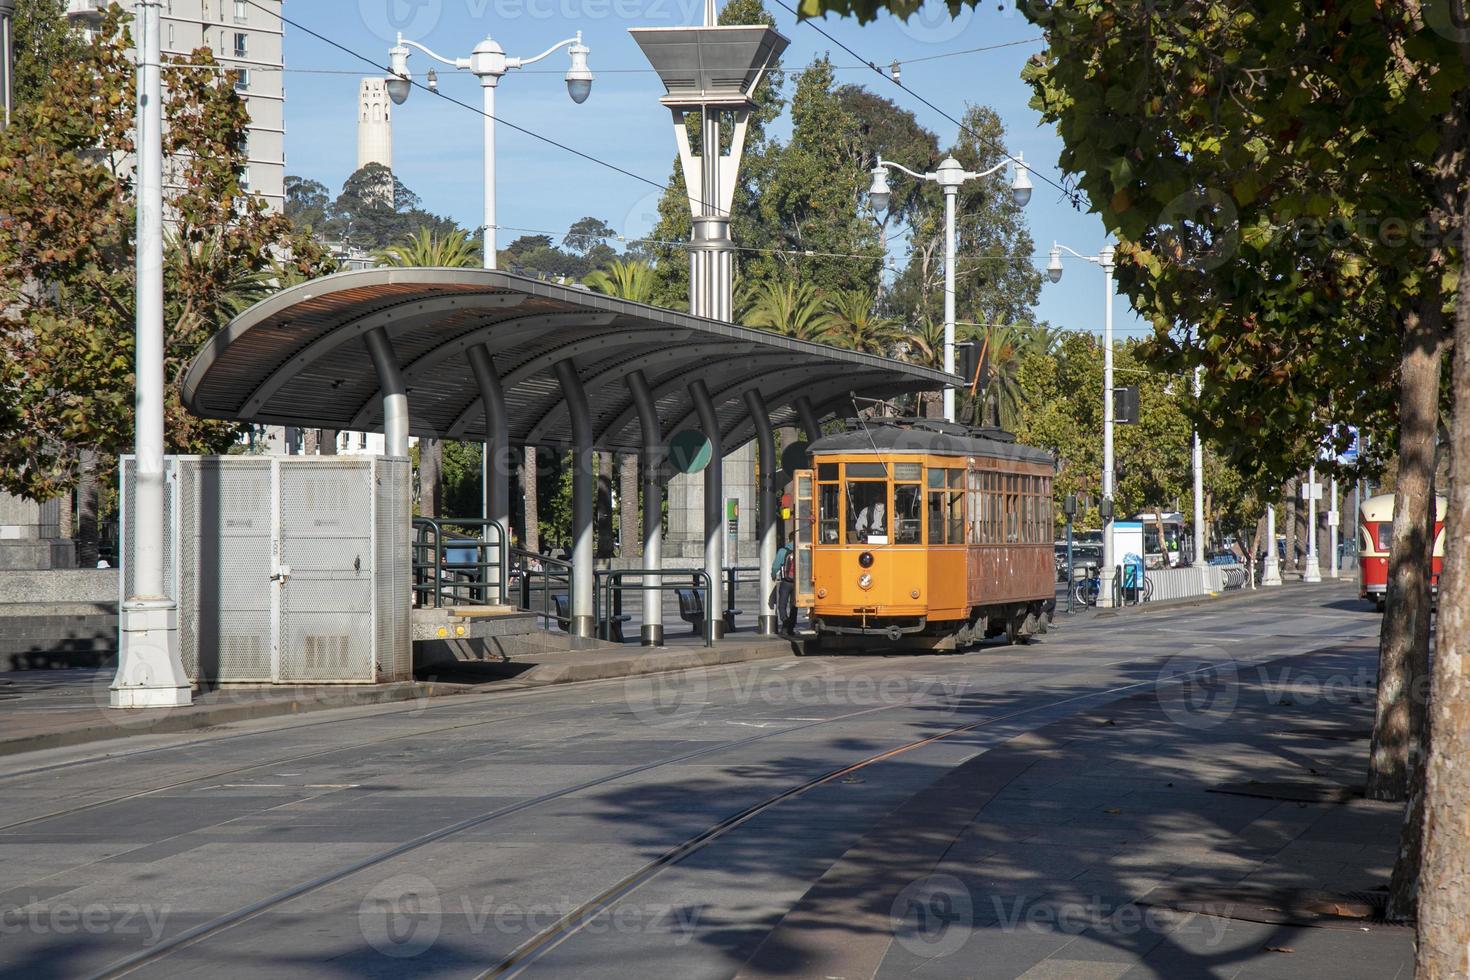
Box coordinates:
[793,419,1057,650]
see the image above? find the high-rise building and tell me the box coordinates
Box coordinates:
[65,0,285,212]
[357,76,392,172]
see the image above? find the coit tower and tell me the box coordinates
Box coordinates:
[357,77,392,171]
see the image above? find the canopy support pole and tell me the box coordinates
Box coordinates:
[469,345,510,595]
[689,379,724,641]
[744,388,777,635]
[627,371,665,646]
[364,327,409,458]
[555,360,596,638]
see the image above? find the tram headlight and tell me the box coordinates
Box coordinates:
[858,573,873,590]
[911,589,920,599]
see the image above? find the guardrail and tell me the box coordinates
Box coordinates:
[511,547,573,631]
[594,568,715,647]
[411,517,509,608]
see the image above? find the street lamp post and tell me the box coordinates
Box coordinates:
[868,154,1033,423]
[386,30,593,270]
[0,0,14,128]
[1191,365,1208,587]
[1263,503,1282,585]
[1046,240,1119,607]
[1303,464,1322,583]
[111,0,191,708]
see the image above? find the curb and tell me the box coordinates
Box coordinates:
[0,639,803,759]
[0,681,475,759]
[1091,579,1353,619]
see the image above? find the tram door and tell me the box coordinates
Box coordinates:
[793,470,816,607]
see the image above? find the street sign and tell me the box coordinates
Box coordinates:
[1300,482,1324,501]
[1114,386,1140,424]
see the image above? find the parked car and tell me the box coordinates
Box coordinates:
[1055,543,1103,581]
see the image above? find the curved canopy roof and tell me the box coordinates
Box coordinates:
[182,268,955,454]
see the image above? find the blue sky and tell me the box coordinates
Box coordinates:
[279,0,1149,337]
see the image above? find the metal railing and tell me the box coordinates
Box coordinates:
[510,547,573,631]
[411,517,509,608]
[594,568,715,648]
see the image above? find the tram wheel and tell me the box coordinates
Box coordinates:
[1005,608,1028,645]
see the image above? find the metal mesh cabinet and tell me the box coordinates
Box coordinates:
[122,455,412,684]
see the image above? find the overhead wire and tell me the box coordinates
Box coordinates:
[764,0,1081,208]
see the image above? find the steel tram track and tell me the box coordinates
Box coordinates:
[0,643,1049,833]
[80,650,1266,980]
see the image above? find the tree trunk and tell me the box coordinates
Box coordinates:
[1285,477,1299,576]
[320,429,338,456]
[595,452,614,559]
[76,450,99,567]
[1152,511,1171,568]
[1414,179,1470,976]
[418,438,442,518]
[1367,300,1446,802]
[618,454,640,559]
[521,446,539,553]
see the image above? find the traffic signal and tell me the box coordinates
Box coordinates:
[1114,385,1140,424]
[956,341,989,391]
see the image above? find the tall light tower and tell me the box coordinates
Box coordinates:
[0,0,14,128]
[631,6,787,319]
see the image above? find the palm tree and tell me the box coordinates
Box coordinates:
[897,318,947,418]
[971,322,1043,430]
[583,259,656,304]
[824,289,901,355]
[741,281,832,342]
[374,227,479,268]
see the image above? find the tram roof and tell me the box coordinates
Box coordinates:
[181,268,957,453]
[807,419,1055,467]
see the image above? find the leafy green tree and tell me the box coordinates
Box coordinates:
[0,8,328,509]
[10,0,84,108]
[1014,2,1470,840]
[325,164,458,251]
[884,104,1040,340]
[284,175,331,235]
[743,57,883,296]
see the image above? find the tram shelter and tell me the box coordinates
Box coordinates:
[180,267,952,659]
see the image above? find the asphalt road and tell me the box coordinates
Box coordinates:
[0,583,1381,978]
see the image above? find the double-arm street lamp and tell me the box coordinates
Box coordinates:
[386,30,593,269]
[1046,240,1120,607]
[868,154,1033,423]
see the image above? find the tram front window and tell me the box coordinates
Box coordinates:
[847,482,888,544]
[894,483,922,543]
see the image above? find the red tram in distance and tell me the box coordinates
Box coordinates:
[1358,491,1446,611]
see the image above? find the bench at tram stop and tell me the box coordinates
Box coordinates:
[675,588,706,637]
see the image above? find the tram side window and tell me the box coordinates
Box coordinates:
[947,469,965,544]
[967,469,980,544]
[1007,474,1019,542]
[926,487,943,544]
[818,483,840,543]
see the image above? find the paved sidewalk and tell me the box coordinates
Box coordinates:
[740,640,1411,980]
